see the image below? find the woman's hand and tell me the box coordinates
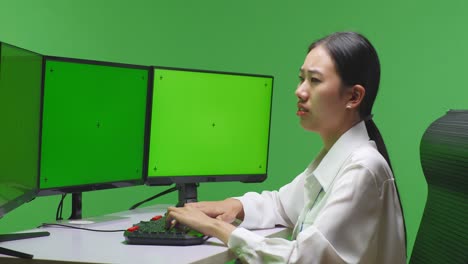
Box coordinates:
[185,198,245,223]
[166,204,236,245]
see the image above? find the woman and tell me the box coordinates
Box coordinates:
[166,32,407,263]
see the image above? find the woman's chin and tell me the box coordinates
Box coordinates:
[299,121,317,132]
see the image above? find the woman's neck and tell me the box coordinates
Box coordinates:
[320,116,361,151]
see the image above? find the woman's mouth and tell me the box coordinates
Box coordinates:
[297,104,308,116]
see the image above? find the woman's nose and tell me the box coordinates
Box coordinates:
[295,84,308,102]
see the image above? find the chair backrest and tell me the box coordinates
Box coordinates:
[410,110,468,264]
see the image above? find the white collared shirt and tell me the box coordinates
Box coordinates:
[228,121,406,264]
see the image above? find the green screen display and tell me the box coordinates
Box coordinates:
[147,68,273,180]
[0,43,42,216]
[39,59,149,192]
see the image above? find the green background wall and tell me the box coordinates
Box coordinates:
[1,0,467,260]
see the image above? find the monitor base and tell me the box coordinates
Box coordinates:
[0,231,50,259]
[0,246,32,259]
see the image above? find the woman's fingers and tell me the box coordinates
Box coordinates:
[167,206,198,227]
[165,206,181,229]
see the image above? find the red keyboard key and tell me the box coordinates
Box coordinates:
[151,215,163,221]
[127,226,140,232]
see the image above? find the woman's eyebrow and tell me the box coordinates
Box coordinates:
[299,68,324,77]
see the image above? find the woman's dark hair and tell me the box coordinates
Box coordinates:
[309,32,406,249]
[308,32,392,171]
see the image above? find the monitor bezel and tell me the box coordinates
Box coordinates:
[37,56,153,196]
[144,66,274,186]
[0,41,42,217]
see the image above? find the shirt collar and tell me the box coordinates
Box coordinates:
[312,121,370,192]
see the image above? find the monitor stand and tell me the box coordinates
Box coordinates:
[69,192,82,220]
[0,231,50,258]
[176,183,199,207]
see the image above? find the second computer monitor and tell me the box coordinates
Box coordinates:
[146,67,273,186]
[38,57,151,195]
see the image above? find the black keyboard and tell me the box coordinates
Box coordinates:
[124,215,206,246]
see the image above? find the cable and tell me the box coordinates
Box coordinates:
[56,194,67,221]
[129,186,178,210]
[38,223,126,232]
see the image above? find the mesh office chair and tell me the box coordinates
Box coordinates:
[410,110,468,264]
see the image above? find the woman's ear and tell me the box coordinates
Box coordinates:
[346,85,365,109]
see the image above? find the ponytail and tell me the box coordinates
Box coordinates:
[365,118,407,251]
[364,119,393,172]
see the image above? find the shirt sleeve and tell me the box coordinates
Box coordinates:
[234,171,307,229]
[228,164,382,264]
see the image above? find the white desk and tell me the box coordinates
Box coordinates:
[0,205,289,264]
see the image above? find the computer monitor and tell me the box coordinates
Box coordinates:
[38,57,151,218]
[146,67,273,206]
[0,42,50,259]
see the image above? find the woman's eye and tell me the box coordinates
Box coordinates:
[310,77,321,83]
[298,76,320,84]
